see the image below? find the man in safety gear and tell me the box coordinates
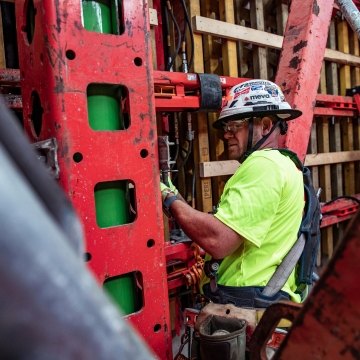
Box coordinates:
[161,79,304,308]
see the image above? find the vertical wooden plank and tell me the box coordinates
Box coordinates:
[234,1,249,77]
[219,0,238,77]
[349,24,360,200]
[319,64,327,94]
[250,0,268,79]
[326,22,339,96]
[189,0,213,213]
[318,117,333,258]
[0,7,6,68]
[350,29,360,86]
[342,119,356,195]
[275,0,288,36]
[337,20,351,96]
[327,20,343,200]
[201,1,220,76]
[338,20,355,196]
[209,0,239,202]
[201,0,224,204]
[148,1,157,70]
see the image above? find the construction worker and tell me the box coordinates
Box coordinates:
[161,79,304,308]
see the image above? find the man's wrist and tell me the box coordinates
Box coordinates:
[163,193,179,216]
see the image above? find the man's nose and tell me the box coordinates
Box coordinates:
[223,131,233,139]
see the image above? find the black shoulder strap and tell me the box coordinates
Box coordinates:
[265,148,322,298]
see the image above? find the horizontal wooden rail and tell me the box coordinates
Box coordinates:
[192,16,360,66]
[200,151,360,177]
[305,150,360,166]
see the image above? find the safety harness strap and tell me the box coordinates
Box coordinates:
[261,234,305,297]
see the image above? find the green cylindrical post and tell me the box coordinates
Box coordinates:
[87,85,123,131]
[94,181,129,227]
[83,0,136,314]
[103,274,140,316]
[82,0,112,34]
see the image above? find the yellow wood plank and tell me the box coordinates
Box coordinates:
[319,64,327,94]
[342,120,356,195]
[327,21,343,197]
[326,21,339,96]
[275,0,288,36]
[201,1,220,75]
[201,0,224,204]
[148,2,157,70]
[337,20,355,198]
[200,160,240,177]
[219,0,238,77]
[337,20,351,95]
[199,150,360,177]
[192,16,360,66]
[189,0,212,212]
[317,119,332,201]
[250,0,268,78]
[318,117,334,259]
[305,150,360,166]
[350,30,360,86]
[234,1,249,77]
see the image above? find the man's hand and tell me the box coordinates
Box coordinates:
[160,177,178,202]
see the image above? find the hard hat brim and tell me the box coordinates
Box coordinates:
[213,109,302,129]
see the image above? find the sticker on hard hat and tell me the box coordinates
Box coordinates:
[250,94,271,100]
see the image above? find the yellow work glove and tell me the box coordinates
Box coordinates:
[160,181,178,202]
[160,177,178,201]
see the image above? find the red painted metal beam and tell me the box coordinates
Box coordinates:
[15,1,171,358]
[275,0,334,162]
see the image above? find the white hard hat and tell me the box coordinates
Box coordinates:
[213,79,302,129]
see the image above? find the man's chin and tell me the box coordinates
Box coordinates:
[228,151,242,161]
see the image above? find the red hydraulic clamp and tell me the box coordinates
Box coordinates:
[153,70,247,112]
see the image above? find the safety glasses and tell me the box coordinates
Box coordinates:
[222,118,250,133]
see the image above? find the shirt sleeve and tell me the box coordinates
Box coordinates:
[214,154,284,247]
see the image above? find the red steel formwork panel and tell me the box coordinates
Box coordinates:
[15,1,171,358]
[275,0,334,162]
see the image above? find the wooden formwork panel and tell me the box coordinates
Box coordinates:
[156,1,360,269]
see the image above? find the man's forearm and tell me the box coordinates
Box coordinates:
[169,199,243,259]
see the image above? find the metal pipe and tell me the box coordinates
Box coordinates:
[336,0,360,40]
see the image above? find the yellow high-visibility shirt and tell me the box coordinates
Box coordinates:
[209,149,304,303]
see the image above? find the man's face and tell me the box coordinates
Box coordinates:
[222,118,267,160]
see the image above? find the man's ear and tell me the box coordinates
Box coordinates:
[261,117,273,136]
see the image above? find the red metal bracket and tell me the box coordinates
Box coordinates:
[153,70,247,111]
[314,94,358,117]
[321,195,360,228]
